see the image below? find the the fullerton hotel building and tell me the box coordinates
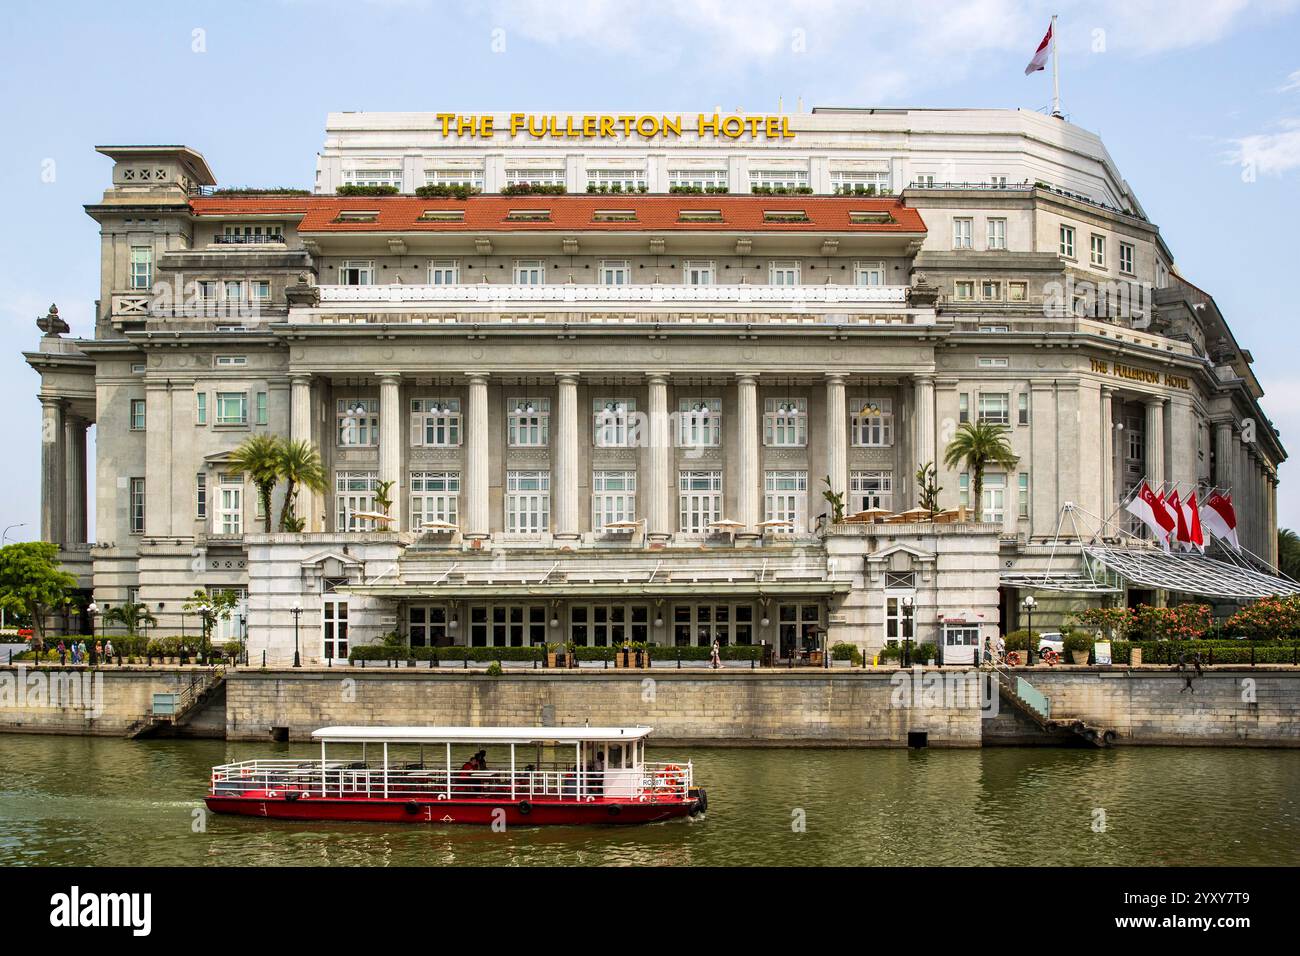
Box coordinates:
[25,108,1288,664]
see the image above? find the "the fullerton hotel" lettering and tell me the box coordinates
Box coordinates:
[433,112,796,140]
[1090,357,1190,390]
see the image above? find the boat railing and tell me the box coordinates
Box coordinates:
[211,759,692,803]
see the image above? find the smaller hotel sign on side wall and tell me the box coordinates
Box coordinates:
[434,112,795,140]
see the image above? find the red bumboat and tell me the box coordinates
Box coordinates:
[206,725,707,826]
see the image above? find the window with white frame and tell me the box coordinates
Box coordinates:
[587,169,646,191]
[410,398,461,447]
[981,280,1002,301]
[505,168,565,186]
[954,280,974,301]
[598,259,630,285]
[978,392,1010,425]
[335,472,378,531]
[851,397,893,447]
[978,356,1010,368]
[1119,241,1135,275]
[424,167,484,189]
[981,473,1006,523]
[407,604,451,647]
[129,398,145,431]
[1008,281,1028,301]
[683,260,715,285]
[769,260,801,285]
[678,399,721,447]
[506,471,550,533]
[195,392,207,425]
[1059,224,1076,258]
[668,169,727,190]
[750,169,809,190]
[196,280,218,304]
[1090,233,1107,268]
[514,259,545,284]
[252,280,270,302]
[337,399,379,447]
[129,477,146,533]
[764,397,807,447]
[339,260,374,285]
[1018,392,1030,425]
[987,218,1007,250]
[953,218,973,249]
[850,470,893,513]
[1018,473,1030,519]
[342,168,402,188]
[255,391,267,426]
[764,471,807,529]
[216,392,247,426]
[410,472,459,530]
[508,397,549,447]
[593,399,637,448]
[679,471,722,533]
[216,472,243,534]
[959,393,969,424]
[224,280,244,304]
[428,259,459,284]
[854,261,886,286]
[215,355,247,368]
[195,472,207,519]
[831,170,891,195]
[592,470,636,531]
[129,246,153,290]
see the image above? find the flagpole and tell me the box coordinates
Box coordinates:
[1051,14,1062,117]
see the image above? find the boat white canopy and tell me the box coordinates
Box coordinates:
[311,725,654,745]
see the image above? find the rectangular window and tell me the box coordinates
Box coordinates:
[1090,234,1107,268]
[587,169,646,191]
[981,280,1002,301]
[337,399,379,447]
[428,259,459,284]
[987,218,1007,250]
[424,167,484,189]
[221,223,284,242]
[679,471,722,533]
[513,259,545,284]
[959,472,969,509]
[504,168,565,187]
[764,471,808,530]
[1018,392,1030,425]
[952,218,973,249]
[196,472,207,519]
[764,397,807,447]
[506,471,550,533]
[851,397,893,447]
[339,260,374,286]
[850,470,893,513]
[598,260,630,285]
[668,169,727,190]
[322,597,349,661]
[831,170,890,195]
[982,474,1007,523]
[215,355,247,367]
[1119,241,1135,276]
[342,168,401,187]
[195,392,207,425]
[854,261,886,286]
[410,472,460,530]
[978,392,1010,425]
[407,604,451,648]
[678,399,721,447]
[410,398,461,447]
[223,281,244,303]
[217,472,242,534]
[683,260,715,285]
[335,472,378,531]
[769,260,800,285]
[508,397,549,447]
[129,477,145,533]
[959,393,969,424]
[255,391,267,426]
[129,398,145,431]
[1018,473,1030,519]
[129,246,153,290]
[592,470,636,532]
[978,356,1010,368]
[1008,281,1028,302]
[1059,224,1076,258]
[954,280,974,301]
[216,392,248,426]
[593,399,638,448]
[750,169,809,191]
[252,280,271,302]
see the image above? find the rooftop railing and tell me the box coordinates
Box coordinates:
[316,282,911,306]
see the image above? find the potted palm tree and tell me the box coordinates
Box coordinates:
[943,421,1019,522]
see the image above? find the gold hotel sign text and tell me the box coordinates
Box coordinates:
[434,113,795,140]
[1090,358,1190,390]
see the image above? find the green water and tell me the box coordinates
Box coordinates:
[0,733,1296,866]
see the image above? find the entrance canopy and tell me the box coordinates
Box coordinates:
[1079,546,1300,600]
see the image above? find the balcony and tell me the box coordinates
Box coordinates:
[213,233,285,245]
[318,282,909,307]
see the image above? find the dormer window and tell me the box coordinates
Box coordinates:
[850,210,894,224]
[762,210,810,222]
[419,210,465,221]
[679,209,723,222]
[593,209,637,222]
[335,210,379,223]
[505,209,551,222]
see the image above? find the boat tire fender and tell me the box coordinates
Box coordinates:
[692,787,708,816]
[518,800,533,816]
[404,800,420,815]
[608,805,622,817]
[285,790,303,802]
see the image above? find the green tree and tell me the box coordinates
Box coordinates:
[1279,528,1300,581]
[915,461,943,519]
[821,475,845,523]
[0,542,76,645]
[276,439,328,532]
[229,433,283,533]
[182,588,239,658]
[943,421,1019,519]
[103,601,158,636]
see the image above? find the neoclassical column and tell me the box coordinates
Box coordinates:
[912,374,935,506]
[825,373,848,511]
[289,375,316,532]
[1143,397,1165,487]
[464,373,490,540]
[378,372,402,532]
[1213,420,1234,491]
[63,414,88,544]
[645,373,672,541]
[554,372,580,541]
[39,396,66,545]
[1099,387,1115,523]
[736,373,760,533]
[144,381,172,536]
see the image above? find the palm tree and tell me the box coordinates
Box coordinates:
[104,601,157,636]
[277,439,328,532]
[943,421,1019,520]
[229,434,283,533]
[1279,528,1300,581]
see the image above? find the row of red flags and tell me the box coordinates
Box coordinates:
[1125,483,1240,553]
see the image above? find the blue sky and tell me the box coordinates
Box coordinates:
[2,0,1299,541]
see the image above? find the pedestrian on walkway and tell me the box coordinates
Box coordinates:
[104,639,115,665]
[709,638,721,670]
[57,640,66,666]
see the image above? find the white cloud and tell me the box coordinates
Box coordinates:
[1229,118,1300,176]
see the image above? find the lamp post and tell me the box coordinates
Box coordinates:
[2,522,25,545]
[290,606,303,668]
[1022,595,1037,666]
[86,602,98,647]
[902,595,914,667]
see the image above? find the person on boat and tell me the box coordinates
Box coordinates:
[457,753,479,796]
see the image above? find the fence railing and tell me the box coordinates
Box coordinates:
[317,282,911,306]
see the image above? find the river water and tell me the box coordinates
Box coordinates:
[0,734,1296,866]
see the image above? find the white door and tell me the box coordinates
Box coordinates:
[942,625,979,665]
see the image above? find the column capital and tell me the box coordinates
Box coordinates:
[376,371,402,382]
[645,372,671,385]
[911,372,935,385]
[465,372,490,385]
[824,371,849,384]
[1143,394,1168,408]
[736,372,759,385]
[1100,384,1116,396]
[289,372,314,384]
[555,371,580,385]
[38,394,65,408]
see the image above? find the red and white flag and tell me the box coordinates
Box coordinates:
[1126,482,1177,551]
[1168,490,1191,549]
[1182,492,1206,553]
[1201,492,1240,552]
[1024,21,1054,75]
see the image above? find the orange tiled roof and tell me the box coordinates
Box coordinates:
[189,195,926,234]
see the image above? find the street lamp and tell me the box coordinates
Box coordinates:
[86,602,98,644]
[2,523,26,545]
[290,606,303,668]
[901,596,915,667]
[1022,595,1037,666]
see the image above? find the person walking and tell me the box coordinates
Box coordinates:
[94,640,103,666]
[57,640,66,666]
[104,639,115,665]
[709,638,721,670]
[78,639,88,665]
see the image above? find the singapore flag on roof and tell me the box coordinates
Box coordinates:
[1024,21,1054,75]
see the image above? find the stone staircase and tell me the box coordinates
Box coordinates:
[994,667,1116,747]
[125,669,225,739]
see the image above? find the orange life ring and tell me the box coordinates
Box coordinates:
[1041,648,1059,666]
[1005,651,1021,666]
[655,764,685,796]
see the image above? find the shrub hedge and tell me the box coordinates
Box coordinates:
[336,184,400,196]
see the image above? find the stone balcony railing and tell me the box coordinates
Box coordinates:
[317,282,911,307]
